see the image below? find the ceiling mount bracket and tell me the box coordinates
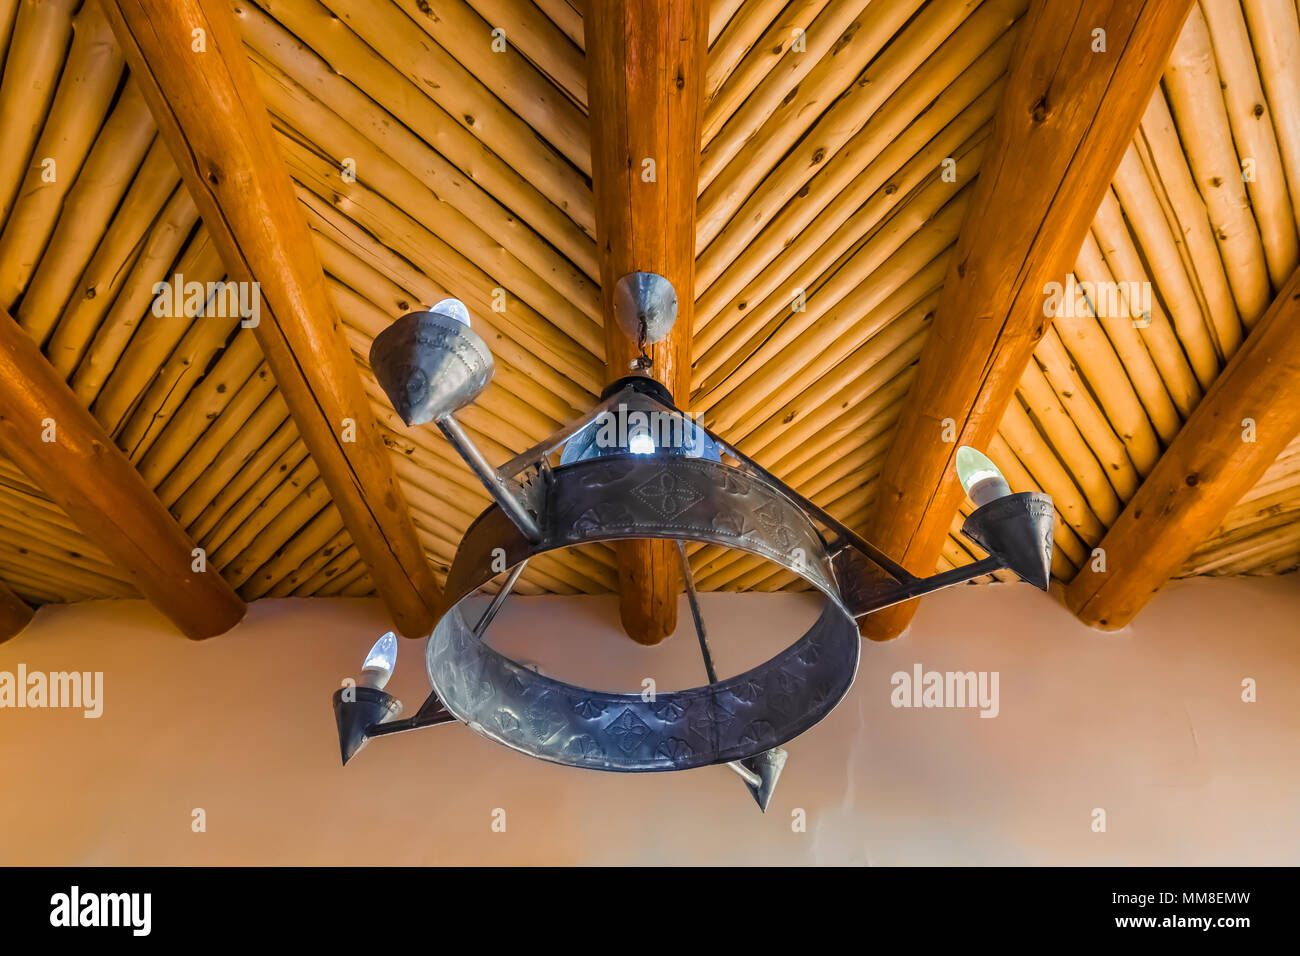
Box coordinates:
[613,272,677,351]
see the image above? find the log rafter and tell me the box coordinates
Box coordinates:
[99,0,441,637]
[0,306,245,639]
[1068,265,1300,627]
[859,0,1195,640]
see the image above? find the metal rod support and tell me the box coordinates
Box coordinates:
[496,392,625,480]
[676,539,718,684]
[364,690,457,738]
[706,432,917,582]
[437,414,542,541]
[475,560,528,637]
[677,539,759,785]
[852,556,1003,618]
[361,561,530,742]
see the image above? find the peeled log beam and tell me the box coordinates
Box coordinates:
[860,0,1194,641]
[1068,266,1300,627]
[0,577,34,643]
[99,0,441,637]
[584,0,707,644]
[0,308,245,639]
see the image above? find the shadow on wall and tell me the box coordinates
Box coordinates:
[0,576,1297,864]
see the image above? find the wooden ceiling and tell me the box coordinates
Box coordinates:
[1,0,1299,641]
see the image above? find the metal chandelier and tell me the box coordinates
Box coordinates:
[332,273,1055,811]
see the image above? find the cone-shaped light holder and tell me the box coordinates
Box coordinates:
[956,445,1012,507]
[333,685,403,765]
[961,492,1055,590]
[368,299,493,426]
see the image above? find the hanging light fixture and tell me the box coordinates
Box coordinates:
[332,274,1055,811]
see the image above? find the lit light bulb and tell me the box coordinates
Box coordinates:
[429,297,471,328]
[956,445,1012,508]
[360,631,398,689]
[628,426,655,455]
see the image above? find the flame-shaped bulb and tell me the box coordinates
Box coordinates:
[360,631,398,690]
[956,446,1012,508]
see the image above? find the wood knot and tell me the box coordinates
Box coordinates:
[1031,94,1049,123]
[832,22,860,55]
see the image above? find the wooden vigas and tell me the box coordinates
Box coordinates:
[585,0,708,644]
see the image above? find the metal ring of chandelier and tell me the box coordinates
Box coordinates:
[427,454,861,772]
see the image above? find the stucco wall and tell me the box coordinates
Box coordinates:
[1,576,1296,864]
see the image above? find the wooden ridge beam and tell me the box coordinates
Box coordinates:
[585,0,708,644]
[1068,266,1300,627]
[99,0,441,637]
[860,0,1194,641]
[0,307,245,639]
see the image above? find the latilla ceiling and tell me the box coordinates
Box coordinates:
[1,0,1298,620]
